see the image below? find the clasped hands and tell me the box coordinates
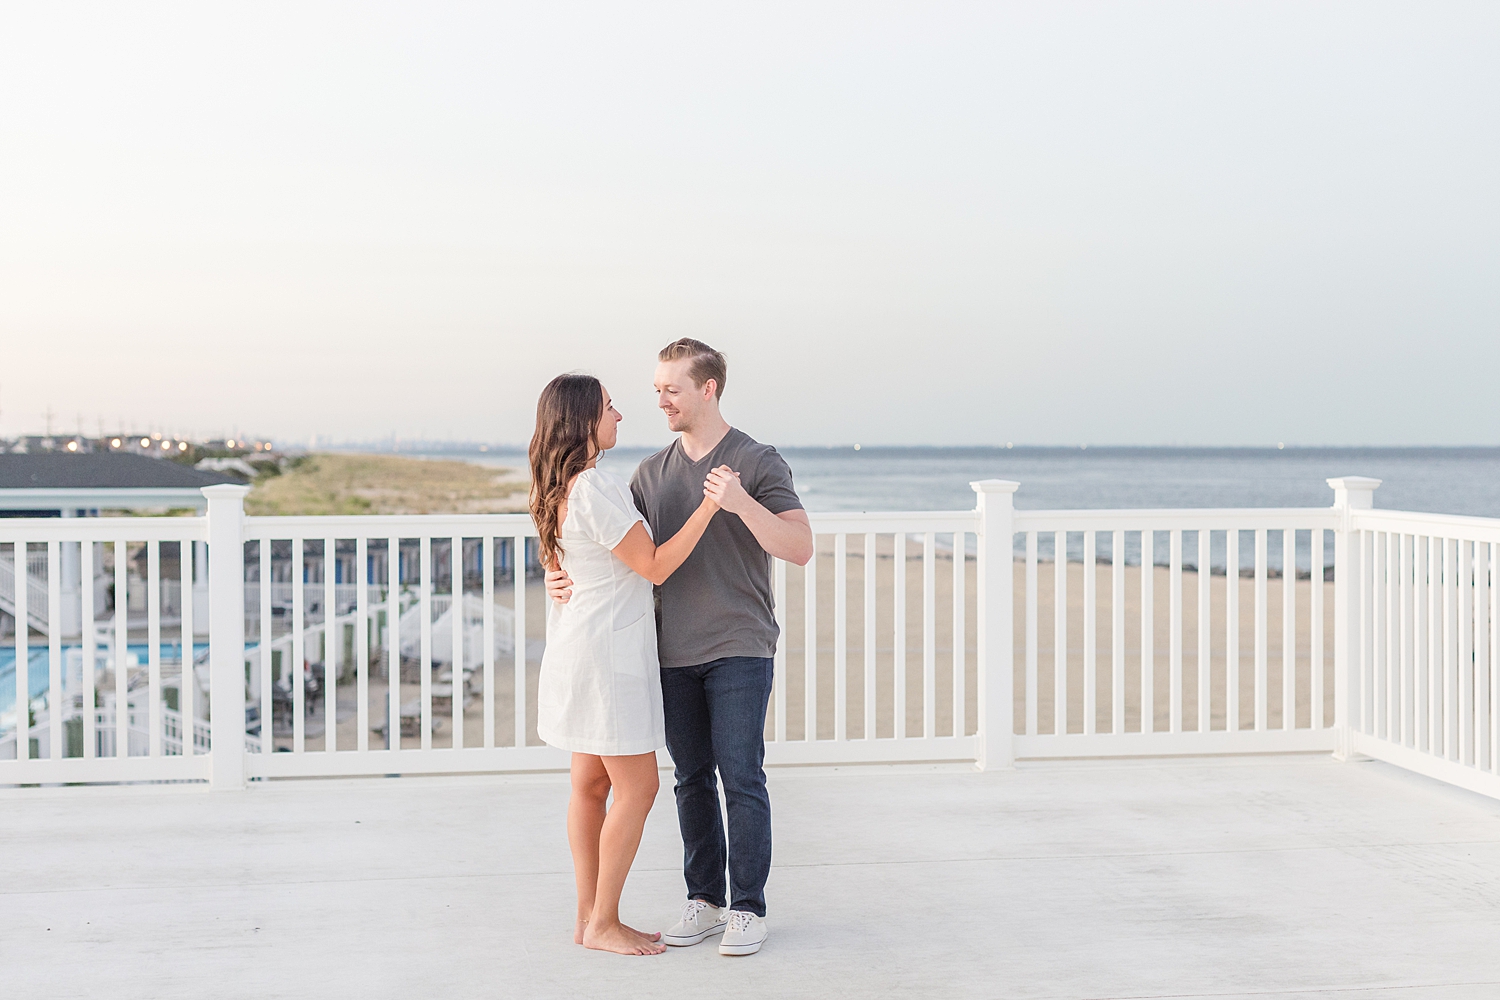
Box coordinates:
[702,464,751,514]
[545,465,746,604]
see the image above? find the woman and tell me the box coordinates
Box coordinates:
[529,373,724,957]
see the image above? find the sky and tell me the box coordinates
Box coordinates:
[1,2,1497,449]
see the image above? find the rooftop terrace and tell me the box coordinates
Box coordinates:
[6,753,1500,999]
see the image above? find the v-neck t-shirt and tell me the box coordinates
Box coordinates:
[629,427,803,668]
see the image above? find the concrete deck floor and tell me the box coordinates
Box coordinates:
[4,754,1500,1000]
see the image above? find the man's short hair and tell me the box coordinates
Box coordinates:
[658,338,727,399]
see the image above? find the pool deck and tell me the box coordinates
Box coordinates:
[4,753,1500,999]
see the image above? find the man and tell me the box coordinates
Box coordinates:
[546,338,813,957]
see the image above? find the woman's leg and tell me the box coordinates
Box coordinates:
[568,753,611,944]
[582,751,664,956]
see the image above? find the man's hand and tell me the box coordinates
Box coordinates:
[545,566,573,605]
[704,465,754,515]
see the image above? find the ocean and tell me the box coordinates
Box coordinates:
[457,445,1500,517]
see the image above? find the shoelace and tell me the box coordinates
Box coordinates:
[727,910,754,934]
[681,899,713,924]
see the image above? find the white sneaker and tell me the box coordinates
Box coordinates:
[662,899,727,947]
[718,910,768,956]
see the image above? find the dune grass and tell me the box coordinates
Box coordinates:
[245,453,529,516]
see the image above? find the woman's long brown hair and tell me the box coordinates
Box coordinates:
[528,373,604,569]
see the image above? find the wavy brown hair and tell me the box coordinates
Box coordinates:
[528,373,605,569]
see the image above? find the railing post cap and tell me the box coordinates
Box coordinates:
[201,484,252,500]
[1326,476,1382,492]
[970,479,1020,494]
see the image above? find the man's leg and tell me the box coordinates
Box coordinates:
[661,663,727,908]
[702,656,775,917]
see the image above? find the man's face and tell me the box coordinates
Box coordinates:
[654,358,713,434]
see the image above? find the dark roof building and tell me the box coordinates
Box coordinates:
[0,453,238,515]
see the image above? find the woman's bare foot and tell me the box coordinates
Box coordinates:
[583,920,666,956]
[577,917,656,945]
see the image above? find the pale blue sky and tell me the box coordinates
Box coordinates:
[1,2,1496,447]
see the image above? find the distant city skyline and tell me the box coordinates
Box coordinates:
[2,3,1497,447]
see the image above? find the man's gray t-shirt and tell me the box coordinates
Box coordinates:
[629,428,803,668]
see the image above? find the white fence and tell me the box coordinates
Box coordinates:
[2,478,1498,801]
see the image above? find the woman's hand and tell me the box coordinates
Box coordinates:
[545,566,573,604]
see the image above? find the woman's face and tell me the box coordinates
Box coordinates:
[594,384,622,453]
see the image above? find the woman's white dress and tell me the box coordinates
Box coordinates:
[536,467,665,756]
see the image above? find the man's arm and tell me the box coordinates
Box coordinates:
[704,468,813,566]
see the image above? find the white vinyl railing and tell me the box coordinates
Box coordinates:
[0,506,210,783]
[1009,509,1339,758]
[1335,479,1500,799]
[2,478,1499,801]
[241,514,544,778]
[769,510,982,765]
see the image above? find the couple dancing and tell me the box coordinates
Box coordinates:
[528,339,812,957]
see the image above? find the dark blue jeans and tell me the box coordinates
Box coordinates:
[660,656,774,918]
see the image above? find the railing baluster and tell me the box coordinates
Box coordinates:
[148,540,162,757]
[893,533,905,740]
[514,534,528,749]
[451,534,464,751]
[1227,529,1240,732]
[1400,534,1412,746]
[1460,539,1474,765]
[258,540,271,755]
[292,537,306,754]
[1283,529,1295,731]
[325,537,338,753]
[357,536,370,753]
[1385,531,1396,742]
[1311,528,1324,730]
[1360,530,1373,737]
[922,531,935,740]
[1429,535,1441,754]
[47,541,62,761]
[1169,529,1182,734]
[1371,532,1383,739]
[420,536,433,751]
[482,536,494,750]
[1199,529,1211,733]
[805,536,818,741]
[1415,535,1429,752]
[13,544,28,761]
[1141,530,1153,734]
[1443,537,1455,759]
[774,556,787,742]
[114,540,128,757]
[956,530,970,739]
[1024,531,1037,737]
[1490,540,1499,773]
[1475,539,1490,771]
[835,533,848,742]
[181,538,195,757]
[1254,528,1267,733]
[1435,533,1447,755]
[863,534,877,740]
[1112,530,1124,735]
[388,535,401,750]
[1083,530,1096,736]
[81,540,96,759]
[1055,530,1067,735]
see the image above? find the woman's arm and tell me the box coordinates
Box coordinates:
[612,495,718,585]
